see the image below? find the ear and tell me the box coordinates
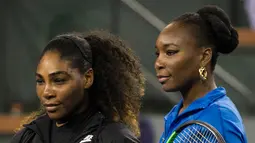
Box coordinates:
[83,68,94,89]
[200,47,212,67]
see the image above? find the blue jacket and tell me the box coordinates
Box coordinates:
[159,87,248,143]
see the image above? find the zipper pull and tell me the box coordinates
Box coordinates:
[162,137,165,143]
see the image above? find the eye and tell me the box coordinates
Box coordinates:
[36,79,44,85]
[166,50,178,56]
[53,78,67,85]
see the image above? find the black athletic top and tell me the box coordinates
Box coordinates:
[10,109,140,143]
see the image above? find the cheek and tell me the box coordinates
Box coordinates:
[171,56,199,82]
[36,85,44,100]
[57,81,84,109]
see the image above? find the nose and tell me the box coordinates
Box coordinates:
[42,84,56,100]
[155,56,165,71]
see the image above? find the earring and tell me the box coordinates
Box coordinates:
[199,67,207,81]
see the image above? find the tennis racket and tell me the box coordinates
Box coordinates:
[166,120,226,143]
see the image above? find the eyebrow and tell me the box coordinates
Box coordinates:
[155,43,180,49]
[163,43,180,48]
[35,73,43,78]
[36,71,70,78]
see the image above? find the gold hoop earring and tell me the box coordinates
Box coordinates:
[199,67,207,81]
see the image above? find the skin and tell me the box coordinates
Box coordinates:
[154,22,217,113]
[35,51,94,124]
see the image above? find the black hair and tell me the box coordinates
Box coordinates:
[41,33,92,74]
[20,30,145,136]
[173,5,239,70]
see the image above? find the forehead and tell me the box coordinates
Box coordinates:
[37,51,71,73]
[156,23,197,49]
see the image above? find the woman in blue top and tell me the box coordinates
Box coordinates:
[154,5,248,143]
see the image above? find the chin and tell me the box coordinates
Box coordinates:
[47,112,63,121]
[162,83,179,92]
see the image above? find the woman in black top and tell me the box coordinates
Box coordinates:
[11,30,145,143]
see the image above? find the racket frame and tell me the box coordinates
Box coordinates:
[166,120,226,143]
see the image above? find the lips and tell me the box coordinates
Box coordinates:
[157,75,170,83]
[43,103,60,112]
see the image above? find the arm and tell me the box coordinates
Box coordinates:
[220,110,248,143]
[96,123,140,143]
[96,132,140,143]
[10,128,27,143]
[199,105,248,143]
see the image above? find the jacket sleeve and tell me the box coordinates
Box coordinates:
[10,128,36,143]
[97,132,140,143]
[199,105,248,143]
[221,113,248,143]
[10,129,26,143]
[96,123,140,143]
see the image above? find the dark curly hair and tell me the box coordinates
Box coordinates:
[18,30,145,136]
[172,5,239,71]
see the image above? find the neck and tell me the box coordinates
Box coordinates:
[179,75,217,113]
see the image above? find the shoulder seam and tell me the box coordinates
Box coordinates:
[215,103,225,138]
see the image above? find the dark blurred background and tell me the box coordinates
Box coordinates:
[0,0,255,142]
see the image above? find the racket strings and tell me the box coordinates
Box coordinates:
[173,124,219,143]
[174,129,205,143]
[192,126,215,142]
